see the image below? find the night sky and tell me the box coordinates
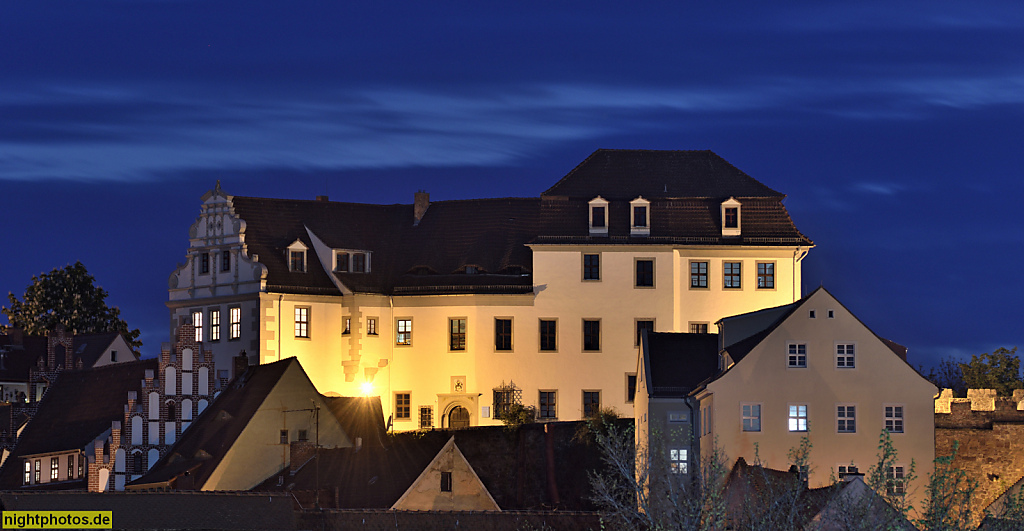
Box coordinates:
[2,1,1022,371]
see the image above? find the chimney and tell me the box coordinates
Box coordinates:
[233,350,250,379]
[315,195,329,202]
[290,441,316,473]
[413,191,430,226]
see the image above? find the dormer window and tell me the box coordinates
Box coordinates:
[352,253,367,273]
[721,198,742,237]
[335,252,349,272]
[333,249,370,273]
[589,196,609,236]
[287,240,308,272]
[630,196,650,236]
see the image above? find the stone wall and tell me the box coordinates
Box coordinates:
[935,388,1024,526]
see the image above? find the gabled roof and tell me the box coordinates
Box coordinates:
[0,492,296,530]
[321,396,387,448]
[642,332,720,398]
[391,435,499,511]
[130,358,296,489]
[71,332,128,367]
[543,149,784,199]
[0,359,157,489]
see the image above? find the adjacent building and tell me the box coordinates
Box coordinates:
[168,149,813,429]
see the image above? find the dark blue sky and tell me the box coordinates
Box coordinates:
[2,1,1022,369]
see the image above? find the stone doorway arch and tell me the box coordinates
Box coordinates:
[448,406,470,429]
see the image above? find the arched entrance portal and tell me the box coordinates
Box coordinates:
[449,406,469,429]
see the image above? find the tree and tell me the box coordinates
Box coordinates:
[959,347,1021,396]
[922,357,967,397]
[2,262,141,351]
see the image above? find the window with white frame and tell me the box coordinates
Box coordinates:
[670,448,688,474]
[887,466,906,496]
[838,464,859,479]
[742,403,761,432]
[396,319,412,345]
[788,343,807,368]
[335,251,349,272]
[630,196,650,236]
[885,405,904,433]
[721,197,741,236]
[789,404,808,432]
[287,240,308,272]
[837,405,856,433]
[192,311,203,342]
[367,317,378,335]
[294,307,309,338]
[588,196,609,235]
[836,343,856,368]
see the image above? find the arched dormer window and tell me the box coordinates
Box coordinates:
[630,196,650,236]
[589,196,609,236]
[287,240,308,272]
[721,197,741,237]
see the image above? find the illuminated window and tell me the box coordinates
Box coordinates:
[367,318,377,335]
[209,309,221,341]
[885,406,904,433]
[757,262,775,289]
[449,318,466,351]
[836,344,856,368]
[229,307,241,340]
[395,393,411,420]
[670,449,688,474]
[396,319,412,345]
[690,261,708,288]
[192,311,203,342]
[788,343,807,368]
[539,391,557,419]
[343,318,351,335]
[789,405,808,432]
[837,405,856,433]
[495,318,512,351]
[34,460,40,483]
[742,404,761,432]
[67,455,74,479]
[294,307,309,338]
[23,462,30,485]
[723,262,741,289]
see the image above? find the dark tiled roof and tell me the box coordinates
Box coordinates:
[644,332,720,397]
[0,336,45,383]
[0,492,296,530]
[0,360,156,489]
[321,396,387,448]
[71,332,124,367]
[231,197,539,296]
[543,149,784,199]
[131,358,295,489]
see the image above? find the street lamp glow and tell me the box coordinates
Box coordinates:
[361,382,373,395]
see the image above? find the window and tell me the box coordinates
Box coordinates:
[742,404,761,432]
[343,318,351,335]
[724,208,738,228]
[221,251,231,272]
[34,460,40,483]
[836,344,855,368]
[809,310,816,319]
[583,391,601,417]
[789,405,808,432]
[110,350,117,363]
[828,310,835,318]
[493,385,519,420]
[670,449,688,474]
[635,259,654,287]
[210,309,221,341]
[887,466,906,496]
[367,318,377,336]
[583,254,600,280]
[449,318,466,351]
[229,307,241,340]
[589,196,609,235]
[335,252,349,272]
[440,471,453,493]
[539,320,557,351]
[192,311,203,342]
[50,457,58,481]
[838,465,859,478]
[395,393,411,420]
[24,461,30,485]
[495,318,512,351]
[67,455,74,479]
[583,320,601,351]
[634,206,647,226]
[668,411,688,423]
[626,374,637,403]
[788,343,807,368]
[539,391,557,419]
[298,430,308,442]
[78,454,83,478]
[280,430,288,444]
[689,322,709,334]
[690,261,708,289]
[885,406,904,433]
[757,262,775,289]
[723,261,741,289]
[631,197,650,236]
[396,319,412,345]
[352,253,367,273]
[294,307,309,338]
[419,406,433,429]
[199,252,210,274]
[837,405,856,433]
[636,320,654,346]
[289,250,306,272]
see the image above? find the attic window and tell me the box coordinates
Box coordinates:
[465,266,478,274]
[721,198,742,237]
[335,252,348,272]
[287,240,309,272]
[630,197,650,236]
[335,250,369,273]
[588,196,609,236]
